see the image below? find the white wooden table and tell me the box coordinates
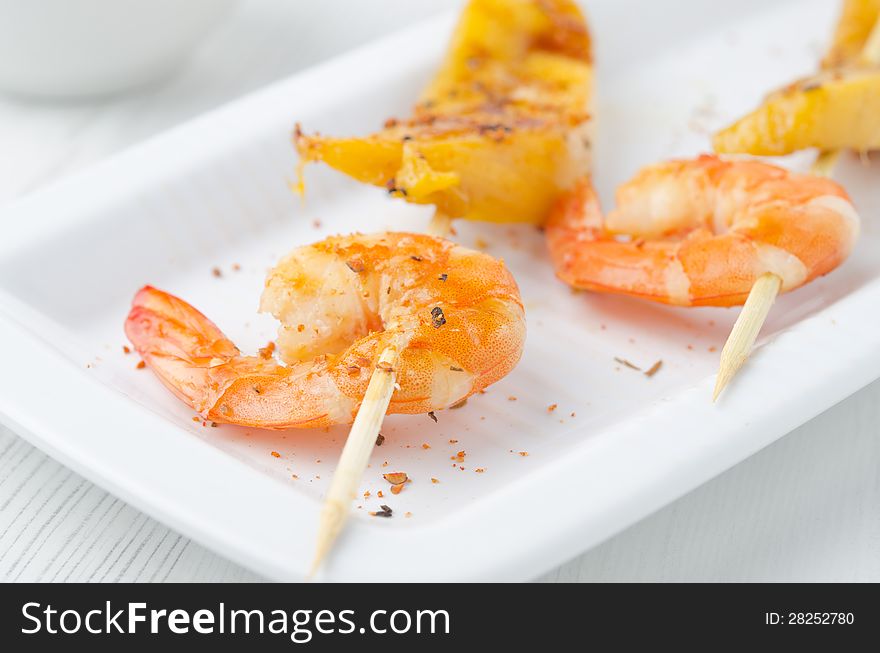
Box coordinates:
[1,0,878,583]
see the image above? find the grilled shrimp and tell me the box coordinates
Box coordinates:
[546,155,859,307]
[125,233,526,429]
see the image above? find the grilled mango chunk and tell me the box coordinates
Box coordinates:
[295,0,592,224]
[713,70,880,155]
[714,0,880,155]
[823,0,880,68]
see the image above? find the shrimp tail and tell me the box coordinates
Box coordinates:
[125,286,242,415]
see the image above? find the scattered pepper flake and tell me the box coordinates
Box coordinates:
[211,422,218,428]
[448,439,458,444]
[297,324,305,333]
[136,360,146,369]
[376,434,385,446]
[450,366,464,372]
[232,263,241,272]
[431,477,440,484]
[370,504,393,518]
[363,490,371,498]
[614,357,641,371]
[518,451,529,457]
[258,341,276,359]
[122,345,131,354]
[270,451,281,458]
[438,273,448,282]
[547,403,558,413]
[644,360,663,378]
[430,306,446,328]
[427,411,438,423]
[508,395,517,401]
[211,267,222,278]
[192,416,200,422]
[475,468,485,473]
[410,255,423,262]
[421,443,431,450]
[405,511,412,518]
[377,490,384,498]
[451,450,466,462]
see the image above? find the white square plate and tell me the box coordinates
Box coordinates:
[1,0,878,581]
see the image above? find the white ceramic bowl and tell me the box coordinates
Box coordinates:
[0,0,237,99]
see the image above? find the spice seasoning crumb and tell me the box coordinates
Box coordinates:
[383,472,408,485]
[449,439,458,444]
[292,474,298,480]
[614,357,642,371]
[375,434,385,446]
[136,361,146,370]
[211,422,218,428]
[377,490,384,498]
[431,478,440,484]
[410,255,423,262]
[363,491,371,498]
[451,450,466,462]
[547,403,558,413]
[258,341,276,359]
[518,451,529,457]
[508,395,517,401]
[438,273,448,282]
[644,360,663,378]
[370,505,393,518]
[430,307,446,328]
[270,451,280,458]
[405,512,412,518]
[427,411,438,423]
[450,366,464,372]
[211,267,222,278]
[232,263,241,272]
[475,468,485,473]
[422,443,431,450]
[122,345,131,354]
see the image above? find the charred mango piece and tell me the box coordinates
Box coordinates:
[713,69,880,155]
[715,0,880,156]
[823,0,880,68]
[295,0,592,224]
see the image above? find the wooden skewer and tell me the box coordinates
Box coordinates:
[311,335,404,576]
[712,273,782,401]
[311,208,455,576]
[427,209,453,238]
[713,15,880,400]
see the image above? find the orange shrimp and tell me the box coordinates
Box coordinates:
[546,155,859,307]
[125,233,525,429]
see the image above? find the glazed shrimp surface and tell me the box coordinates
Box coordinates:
[125,233,525,429]
[546,155,859,307]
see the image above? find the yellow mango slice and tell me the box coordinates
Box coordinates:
[713,69,880,155]
[823,0,880,68]
[295,0,592,224]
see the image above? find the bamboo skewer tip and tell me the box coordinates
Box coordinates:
[713,273,781,401]
[310,341,402,576]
